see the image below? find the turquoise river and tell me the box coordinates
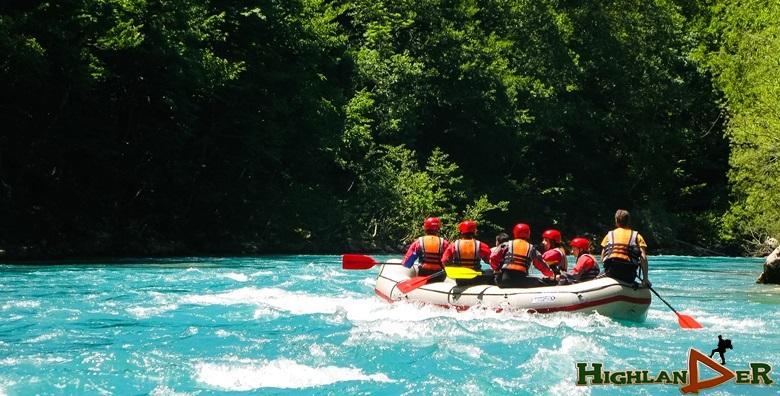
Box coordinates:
[1,256,779,395]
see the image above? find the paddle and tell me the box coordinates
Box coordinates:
[342,254,404,270]
[397,271,444,293]
[396,267,484,293]
[444,266,483,279]
[648,286,703,329]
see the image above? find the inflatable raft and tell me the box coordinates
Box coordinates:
[374,261,651,322]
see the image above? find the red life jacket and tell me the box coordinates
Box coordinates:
[558,247,568,271]
[451,239,482,270]
[417,235,444,271]
[502,239,532,274]
[575,254,600,279]
[544,246,568,272]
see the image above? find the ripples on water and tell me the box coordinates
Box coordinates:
[0,256,777,395]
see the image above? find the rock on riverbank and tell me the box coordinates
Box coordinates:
[757,246,780,284]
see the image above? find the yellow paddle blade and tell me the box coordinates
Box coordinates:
[445,267,482,279]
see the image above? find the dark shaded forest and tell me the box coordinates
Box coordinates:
[1,0,777,259]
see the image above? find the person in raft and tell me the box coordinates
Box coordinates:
[600,209,650,287]
[440,220,493,286]
[490,223,555,288]
[492,232,510,284]
[557,237,600,284]
[402,217,450,283]
[541,229,568,276]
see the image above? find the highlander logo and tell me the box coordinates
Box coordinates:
[576,348,773,393]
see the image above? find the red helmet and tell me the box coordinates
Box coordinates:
[423,217,441,231]
[542,229,562,243]
[513,223,530,239]
[458,220,477,234]
[569,237,590,250]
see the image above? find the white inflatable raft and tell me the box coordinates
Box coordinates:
[374,262,651,322]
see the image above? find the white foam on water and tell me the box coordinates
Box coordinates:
[302,264,346,279]
[26,330,62,343]
[127,291,180,318]
[222,272,248,282]
[548,379,592,396]
[193,357,393,390]
[81,351,114,372]
[127,304,178,319]
[648,307,769,334]
[445,343,483,359]
[461,380,482,395]
[0,355,69,366]
[516,335,607,385]
[214,329,231,338]
[250,270,274,277]
[309,344,327,357]
[360,277,376,287]
[252,306,281,320]
[682,309,767,332]
[345,299,632,346]
[149,385,192,396]
[180,287,366,315]
[1,300,40,310]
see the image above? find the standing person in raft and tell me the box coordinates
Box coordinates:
[440,220,493,286]
[541,229,568,276]
[558,237,600,284]
[600,209,650,286]
[402,217,450,283]
[490,223,555,288]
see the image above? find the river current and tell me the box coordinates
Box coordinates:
[1,255,778,395]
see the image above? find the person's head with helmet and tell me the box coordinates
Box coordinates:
[423,217,441,235]
[541,229,562,252]
[458,220,478,239]
[512,223,530,240]
[569,237,591,257]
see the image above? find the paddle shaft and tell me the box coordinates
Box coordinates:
[648,286,680,315]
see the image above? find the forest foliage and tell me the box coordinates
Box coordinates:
[0,0,774,257]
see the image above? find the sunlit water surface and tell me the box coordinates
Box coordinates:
[1,255,778,395]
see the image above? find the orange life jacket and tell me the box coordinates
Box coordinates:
[417,235,444,271]
[603,228,641,265]
[502,239,532,273]
[451,239,482,270]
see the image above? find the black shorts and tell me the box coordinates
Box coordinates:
[455,269,496,286]
[497,271,547,288]
[603,261,639,283]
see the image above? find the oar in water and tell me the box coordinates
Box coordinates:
[397,266,485,293]
[649,286,703,329]
[341,254,404,270]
